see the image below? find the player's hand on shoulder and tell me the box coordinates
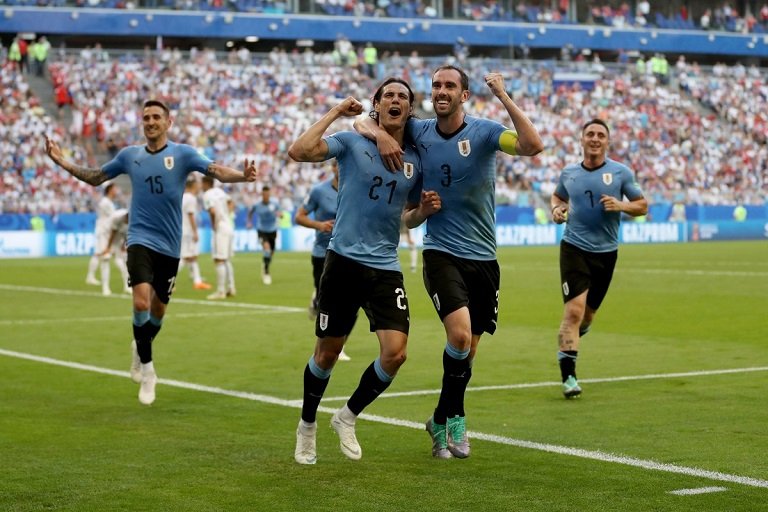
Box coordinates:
[336,97,364,117]
[377,137,404,173]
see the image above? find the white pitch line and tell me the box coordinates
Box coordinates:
[0,310,265,326]
[0,284,303,313]
[668,486,728,495]
[320,365,768,402]
[1,347,767,490]
[625,268,768,278]
[497,265,768,278]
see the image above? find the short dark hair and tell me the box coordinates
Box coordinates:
[433,65,469,92]
[262,185,271,192]
[104,183,115,195]
[143,99,170,117]
[368,77,415,122]
[582,118,610,136]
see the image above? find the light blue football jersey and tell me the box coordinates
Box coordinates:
[251,199,280,233]
[301,178,338,258]
[325,131,423,271]
[409,116,508,260]
[555,158,644,252]
[102,141,211,258]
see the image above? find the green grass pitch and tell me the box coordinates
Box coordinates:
[1,240,766,511]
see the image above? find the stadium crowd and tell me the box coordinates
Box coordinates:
[1,45,766,217]
[5,0,768,34]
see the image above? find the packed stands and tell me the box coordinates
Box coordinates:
[1,47,766,218]
[8,0,768,34]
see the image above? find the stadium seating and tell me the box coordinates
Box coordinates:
[2,48,766,217]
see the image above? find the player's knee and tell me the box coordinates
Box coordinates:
[447,330,472,351]
[563,304,585,327]
[382,349,407,373]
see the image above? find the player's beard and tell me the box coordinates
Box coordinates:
[433,95,460,118]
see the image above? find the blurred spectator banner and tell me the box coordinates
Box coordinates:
[1,221,766,258]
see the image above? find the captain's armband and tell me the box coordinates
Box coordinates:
[498,130,519,156]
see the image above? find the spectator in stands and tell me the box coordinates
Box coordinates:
[363,42,377,79]
[8,37,23,74]
[34,36,51,78]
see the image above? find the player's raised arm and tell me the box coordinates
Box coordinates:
[288,96,363,162]
[484,73,544,157]
[44,135,110,186]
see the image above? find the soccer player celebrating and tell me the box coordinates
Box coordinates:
[551,119,647,398]
[357,66,543,459]
[44,99,257,405]
[288,78,441,464]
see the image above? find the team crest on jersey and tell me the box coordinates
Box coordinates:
[602,173,613,185]
[319,313,329,331]
[458,139,471,157]
[164,157,174,170]
[403,162,414,179]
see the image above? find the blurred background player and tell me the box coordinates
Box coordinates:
[400,220,418,273]
[85,182,119,286]
[294,160,350,361]
[202,176,236,300]
[178,177,211,291]
[247,185,281,285]
[98,208,131,296]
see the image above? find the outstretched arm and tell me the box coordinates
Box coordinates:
[289,97,364,162]
[484,73,544,157]
[209,159,258,183]
[402,190,442,229]
[353,116,403,172]
[44,135,109,186]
